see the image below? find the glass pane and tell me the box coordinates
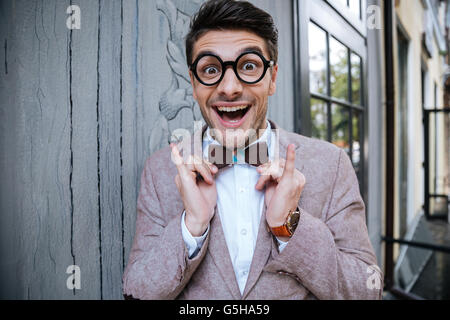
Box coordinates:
[425,112,449,218]
[349,0,361,19]
[330,37,349,101]
[428,112,449,194]
[352,111,361,170]
[351,53,362,105]
[331,104,350,154]
[309,23,328,95]
[310,98,328,140]
[428,112,436,195]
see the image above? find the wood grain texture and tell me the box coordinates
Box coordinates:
[97,0,124,300]
[71,0,101,299]
[121,0,139,279]
[0,0,74,299]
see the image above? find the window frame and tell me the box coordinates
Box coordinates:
[326,0,367,37]
[293,0,368,202]
[396,23,410,238]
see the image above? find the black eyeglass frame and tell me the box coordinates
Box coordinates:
[190,50,275,86]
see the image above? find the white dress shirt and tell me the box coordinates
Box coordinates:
[181,121,288,295]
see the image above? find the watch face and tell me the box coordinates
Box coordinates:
[287,210,300,233]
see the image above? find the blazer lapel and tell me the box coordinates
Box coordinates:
[207,207,242,300]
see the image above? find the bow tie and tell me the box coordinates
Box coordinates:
[207,142,269,169]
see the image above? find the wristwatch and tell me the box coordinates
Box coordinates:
[269,208,301,238]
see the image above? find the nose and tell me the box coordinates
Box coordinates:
[216,66,243,99]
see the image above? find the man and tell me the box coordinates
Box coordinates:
[123,0,382,300]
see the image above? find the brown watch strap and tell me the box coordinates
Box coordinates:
[270,224,292,237]
[269,207,301,238]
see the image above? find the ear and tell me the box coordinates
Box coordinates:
[189,69,198,100]
[268,64,278,96]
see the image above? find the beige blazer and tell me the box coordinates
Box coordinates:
[122,121,383,300]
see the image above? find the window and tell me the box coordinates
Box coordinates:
[334,0,362,19]
[308,21,364,183]
[326,0,367,36]
[295,0,367,196]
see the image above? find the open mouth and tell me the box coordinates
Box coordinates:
[213,104,251,128]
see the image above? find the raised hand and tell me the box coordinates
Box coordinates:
[255,144,306,240]
[171,143,218,236]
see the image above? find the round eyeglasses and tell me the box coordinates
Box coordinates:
[190,51,274,86]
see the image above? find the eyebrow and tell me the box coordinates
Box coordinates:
[194,46,266,61]
[238,46,265,57]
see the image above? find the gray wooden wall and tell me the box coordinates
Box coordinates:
[0,0,294,299]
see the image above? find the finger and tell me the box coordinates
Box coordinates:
[203,159,218,175]
[255,173,272,190]
[270,160,285,179]
[256,162,271,174]
[193,160,214,184]
[297,170,306,186]
[170,143,185,170]
[259,160,283,179]
[255,161,283,190]
[186,155,214,184]
[171,144,195,184]
[282,144,296,177]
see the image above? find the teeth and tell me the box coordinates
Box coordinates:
[217,105,248,112]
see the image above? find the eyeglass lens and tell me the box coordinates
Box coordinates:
[195,53,265,85]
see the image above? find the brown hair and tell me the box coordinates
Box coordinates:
[185,0,278,67]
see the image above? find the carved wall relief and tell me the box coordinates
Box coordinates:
[150,0,203,153]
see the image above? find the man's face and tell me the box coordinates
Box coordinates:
[189,30,278,149]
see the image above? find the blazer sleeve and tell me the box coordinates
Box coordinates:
[122,157,209,300]
[264,149,383,300]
